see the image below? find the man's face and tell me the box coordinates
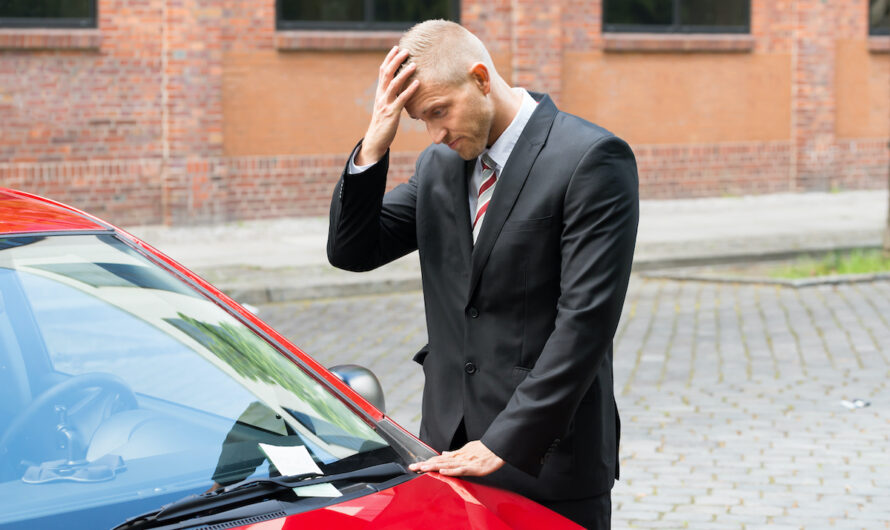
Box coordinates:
[404,78,493,161]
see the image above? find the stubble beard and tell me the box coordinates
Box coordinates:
[455,98,494,161]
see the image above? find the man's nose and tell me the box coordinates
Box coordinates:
[428,123,447,144]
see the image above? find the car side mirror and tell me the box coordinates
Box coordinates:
[328,364,386,413]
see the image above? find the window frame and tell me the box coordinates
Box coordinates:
[602,0,750,34]
[871,0,890,35]
[0,1,97,29]
[275,0,460,31]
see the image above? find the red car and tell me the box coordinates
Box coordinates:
[0,188,578,529]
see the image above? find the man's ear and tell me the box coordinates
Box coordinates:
[469,63,491,95]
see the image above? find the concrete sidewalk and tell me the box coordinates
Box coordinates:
[125,190,888,304]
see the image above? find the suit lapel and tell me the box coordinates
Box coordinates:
[452,157,475,268]
[468,94,558,301]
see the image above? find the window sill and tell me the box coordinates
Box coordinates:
[276,30,401,51]
[603,33,754,53]
[0,28,101,50]
[868,36,889,53]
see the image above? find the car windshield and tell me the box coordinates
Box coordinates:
[0,234,397,528]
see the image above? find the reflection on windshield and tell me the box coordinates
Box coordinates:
[0,234,394,528]
[167,313,381,445]
[210,401,302,488]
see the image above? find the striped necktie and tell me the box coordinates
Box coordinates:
[473,153,497,244]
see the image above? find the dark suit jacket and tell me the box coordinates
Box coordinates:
[327,93,639,502]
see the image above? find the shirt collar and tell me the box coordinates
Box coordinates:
[483,88,538,171]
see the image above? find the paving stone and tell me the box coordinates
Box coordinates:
[256,277,890,526]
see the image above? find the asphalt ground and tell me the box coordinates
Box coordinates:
[256,276,890,529]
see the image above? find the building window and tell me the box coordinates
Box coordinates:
[0,0,96,28]
[872,0,890,35]
[603,0,749,34]
[276,0,459,31]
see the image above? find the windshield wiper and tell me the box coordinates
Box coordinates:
[114,462,409,530]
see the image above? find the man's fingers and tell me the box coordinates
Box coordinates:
[410,454,461,472]
[408,442,504,477]
[381,48,410,88]
[384,60,415,102]
[379,46,402,81]
[437,466,468,476]
[361,47,413,163]
[390,60,416,87]
[394,79,419,108]
[423,455,457,468]
[386,68,418,114]
[382,45,399,68]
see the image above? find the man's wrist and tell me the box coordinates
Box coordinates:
[355,149,382,167]
[356,137,387,166]
[348,142,385,174]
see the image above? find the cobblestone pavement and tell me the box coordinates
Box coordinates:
[258,276,890,529]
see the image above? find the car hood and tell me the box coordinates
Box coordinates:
[234,472,579,529]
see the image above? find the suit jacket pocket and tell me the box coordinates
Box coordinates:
[511,366,531,385]
[502,215,552,232]
[413,344,430,365]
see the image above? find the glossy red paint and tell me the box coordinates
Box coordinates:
[235,473,581,529]
[0,188,108,234]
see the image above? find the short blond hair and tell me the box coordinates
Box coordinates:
[398,20,495,87]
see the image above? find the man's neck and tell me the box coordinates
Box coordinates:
[487,84,524,147]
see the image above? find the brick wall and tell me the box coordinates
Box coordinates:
[0,1,163,163]
[0,0,887,226]
[0,159,163,224]
[635,141,795,198]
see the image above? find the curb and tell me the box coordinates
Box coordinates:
[210,243,886,304]
[631,244,883,272]
[642,270,890,288]
[216,276,423,305]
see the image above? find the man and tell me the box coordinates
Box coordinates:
[327,20,638,528]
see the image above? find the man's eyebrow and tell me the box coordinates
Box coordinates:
[405,104,431,121]
[419,101,444,118]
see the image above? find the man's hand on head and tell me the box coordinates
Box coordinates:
[408,440,506,477]
[358,46,420,166]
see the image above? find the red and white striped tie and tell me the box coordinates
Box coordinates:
[473,153,497,243]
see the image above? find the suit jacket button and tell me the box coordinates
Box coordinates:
[468,307,479,318]
[464,362,477,374]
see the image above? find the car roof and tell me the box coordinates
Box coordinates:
[0,188,111,235]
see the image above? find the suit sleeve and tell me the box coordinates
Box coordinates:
[327,141,421,272]
[481,135,639,476]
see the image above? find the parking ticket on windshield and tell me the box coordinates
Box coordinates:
[258,443,342,497]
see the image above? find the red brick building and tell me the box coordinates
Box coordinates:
[0,0,888,226]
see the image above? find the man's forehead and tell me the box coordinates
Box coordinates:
[404,81,456,119]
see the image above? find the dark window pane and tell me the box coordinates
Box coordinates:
[374,0,453,24]
[871,0,890,33]
[604,0,673,26]
[0,0,91,18]
[681,0,748,27]
[278,0,364,23]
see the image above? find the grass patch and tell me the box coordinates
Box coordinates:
[769,249,890,279]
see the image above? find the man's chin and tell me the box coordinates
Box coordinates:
[453,144,484,161]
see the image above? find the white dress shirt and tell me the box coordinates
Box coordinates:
[349,88,538,223]
[467,88,537,219]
